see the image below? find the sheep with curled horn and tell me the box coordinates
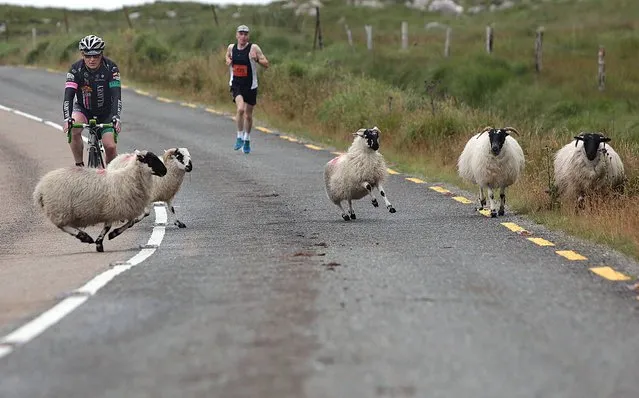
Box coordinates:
[457,126,525,217]
[553,131,625,208]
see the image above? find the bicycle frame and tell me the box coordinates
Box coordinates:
[71,118,113,169]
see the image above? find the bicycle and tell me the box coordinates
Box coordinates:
[69,118,114,169]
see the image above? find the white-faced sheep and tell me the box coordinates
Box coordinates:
[108,147,193,228]
[324,126,396,221]
[553,132,625,208]
[457,126,525,217]
[32,150,167,252]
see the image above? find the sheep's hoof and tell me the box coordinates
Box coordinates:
[349,213,356,220]
[108,230,120,240]
[498,209,505,216]
[372,199,379,207]
[96,241,104,252]
[77,231,94,244]
[388,206,396,213]
[475,206,484,211]
[490,210,497,218]
[342,214,351,221]
[175,220,187,228]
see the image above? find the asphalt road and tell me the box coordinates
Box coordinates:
[1,66,639,398]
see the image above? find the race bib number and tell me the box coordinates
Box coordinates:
[233,64,248,77]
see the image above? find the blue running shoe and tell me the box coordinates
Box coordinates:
[234,137,244,150]
[243,140,251,154]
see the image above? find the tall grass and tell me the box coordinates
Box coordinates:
[1,0,638,260]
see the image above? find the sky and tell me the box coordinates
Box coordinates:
[0,0,273,10]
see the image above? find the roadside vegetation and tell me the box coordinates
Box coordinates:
[1,0,638,260]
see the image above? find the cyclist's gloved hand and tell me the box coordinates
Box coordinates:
[64,117,74,133]
[112,117,121,133]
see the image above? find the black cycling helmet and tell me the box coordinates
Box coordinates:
[79,34,105,55]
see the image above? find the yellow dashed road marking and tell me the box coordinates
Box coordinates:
[478,209,491,217]
[280,135,299,142]
[134,89,150,96]
[156,97,173,103]
[556,250,587,261]
[453,196,473,204]
[255,126,273,133]
[528,237,555,247]
[430,186,450,194]
[501,222,525,232]
[387,168,399,175]
[589,267,632,281]
[331,151,344,156]
[181,102,197,108]
[46,68,57,73]
[405,177,425,184]
[305,144,323,150]
[205,108,220,114]
[121,84,129,89]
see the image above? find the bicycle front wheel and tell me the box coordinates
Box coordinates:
[88,147,102,168]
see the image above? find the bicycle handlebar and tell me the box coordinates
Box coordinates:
[71,122,114,129]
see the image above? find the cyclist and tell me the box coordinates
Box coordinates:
[225,24,269,154]
[62,34,122,166]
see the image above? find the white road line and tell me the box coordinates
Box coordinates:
[0,104,167,360]
[12,110,42,122]
[44,121,62,130]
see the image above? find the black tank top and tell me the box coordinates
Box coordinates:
[231,43,253,88]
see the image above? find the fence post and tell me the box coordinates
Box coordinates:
[365,25,373,50]
[444,27,451,57]
[401,21,408,50]
[63,9,69,33]
[122,7,133,29]
[0,22,7,42]
[486,25,493,54]
[534,26,544,73]
[313,6,323,50]
[345,24,353,47]
[210,5,219,26]
[598,45,605,91]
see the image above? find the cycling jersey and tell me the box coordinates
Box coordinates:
[229,43,258,90]
[63,57,122,120]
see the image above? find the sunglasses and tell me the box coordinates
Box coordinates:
[83,53,102,59]
[238,31,249,35]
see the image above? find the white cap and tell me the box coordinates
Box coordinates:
[237,25,250,33]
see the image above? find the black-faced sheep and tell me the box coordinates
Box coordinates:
[108,147,193,228]
[324,127,396,221]
[457,126,525,217]
[32,150,167,252]
[553,132,625,207]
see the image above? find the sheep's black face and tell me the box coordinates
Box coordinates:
[574,132,610,161]
[174,148,193,172]
[362,129,380,151]
[138,151,167,176]
[489,129,508,156]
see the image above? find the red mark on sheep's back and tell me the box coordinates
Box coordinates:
[97,169,106,175]
[329,156,340,165]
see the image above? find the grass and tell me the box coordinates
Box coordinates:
[1,0,638,260]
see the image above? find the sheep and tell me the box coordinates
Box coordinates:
[457,126,525,217]
[108,147,193,228]
[553,132,625,208]
[324,126,396,221]
[32,150,167,252]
